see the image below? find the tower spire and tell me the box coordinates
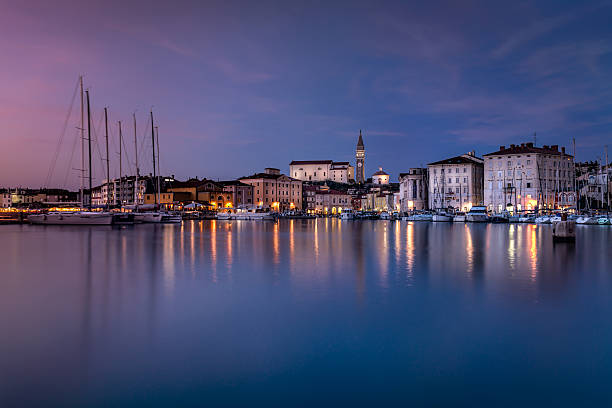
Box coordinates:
[356,129,365,183]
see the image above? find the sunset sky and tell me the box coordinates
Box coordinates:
[2,0,611,189]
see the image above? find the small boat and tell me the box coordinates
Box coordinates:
[596,216,611,225]
[549,214,562,223]
[28,211,113,225]
[340,209,355,220]
[453,212,466,222]
[379,211,391,220]
[216,212,232,220]
[432,210,453,222]
[133,212,163,223]
[112,213,135,225]
[535,215,551,224]
[466,206,489,223]
[161,212,182,223]
[519,213,536,223]
[490,214,509,223]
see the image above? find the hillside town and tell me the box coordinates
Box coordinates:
[1,131,610,219]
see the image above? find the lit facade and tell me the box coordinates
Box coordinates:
[428,152,484,211]
[399,168,428,211]
[240,168,303,211]
[371,167,390,185]
[289,160,354,183]
[483,143,575,212]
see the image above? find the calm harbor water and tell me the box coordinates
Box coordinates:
[1,220,611,407]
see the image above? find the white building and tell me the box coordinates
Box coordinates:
[428,152,484,211]
[399,168,428,211]
[289,160,354,183]
[371,167,390,185]
[91,176,148,207]
[483,143,575,212]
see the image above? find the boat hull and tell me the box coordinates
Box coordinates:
[133,213,163,223]
[28,212,113,225]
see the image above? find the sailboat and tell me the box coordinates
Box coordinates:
[29,77,113,225]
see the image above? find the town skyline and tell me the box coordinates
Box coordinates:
[2,1,612,188]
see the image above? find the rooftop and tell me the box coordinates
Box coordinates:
[483,143,572,157]
[290,160,333,165]
[428,153,483,166]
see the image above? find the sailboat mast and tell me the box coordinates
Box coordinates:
[155,126,161,205]
[150,110,157,205]
[133,113,139,206]
[119,121,123,209]
[574,138,578,213]
[86,90,92,209]
[104,107,110,208]
[79,76,85,209]
[606,145,609,211]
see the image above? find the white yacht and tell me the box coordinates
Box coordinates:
[535,215,551,224]
[28,211,113,225]
[379,211,391,220]
[466,206,489,223]
[340,209,355,220]
[432,210,453,222]
[216,212,232,220]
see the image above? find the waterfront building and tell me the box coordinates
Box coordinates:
[1,189,11,208]
[240,168,303,211]
[303,184,352,214]
[428,151,484,211]
[220,180,254,208]
[91,176,148,207]
[355,130,365,183]
[576,161,609,210]
[399,168,428,211]
[371,167,390,185]
[168,178,233,209]
[289,160,354,183]
[10,189,35,206]
[483,143,574,212]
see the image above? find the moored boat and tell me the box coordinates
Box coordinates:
[466,206,489,223]
[28,211,113,225]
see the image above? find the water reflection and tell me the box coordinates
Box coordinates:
[0,221,610,406]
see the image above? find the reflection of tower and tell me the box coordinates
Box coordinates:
[356,130,365,183]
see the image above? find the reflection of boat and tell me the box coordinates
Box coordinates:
[28,212,113,225]
[466,206,489,223]
[432,210,453,222]
[340,209,355,220]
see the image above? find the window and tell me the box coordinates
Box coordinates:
[507,161,512,168]
[463,167,467,173]
[455,168,459,173]
[456,177,459,183]
[456,187,460,193]
[448,178,452,184]
[526,183,532,188]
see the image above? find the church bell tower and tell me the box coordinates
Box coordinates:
[355,130,365,183]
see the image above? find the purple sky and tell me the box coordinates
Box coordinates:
[2,0,612,189]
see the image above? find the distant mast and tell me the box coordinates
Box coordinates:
[133,113,139,206]
[79,76,85,209]
[150,110,157,206]
[155,126,161,205]
[118,120,123,209]
[104,107,111,208]
[86,90,93,209]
